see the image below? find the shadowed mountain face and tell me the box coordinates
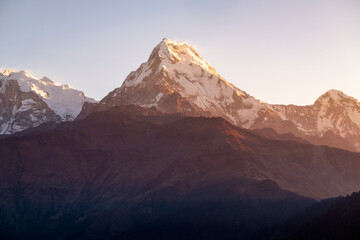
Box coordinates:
[79,39,360,152]
[2,106,360,239]
[284,192,360,240]
[258,191,360,240]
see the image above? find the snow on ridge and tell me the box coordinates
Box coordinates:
[316,89,360,106]
[18,99,37,112]
[159,38,219,77]
[0,70,96,120]
[123,63,152,87]
[1,69,18,76]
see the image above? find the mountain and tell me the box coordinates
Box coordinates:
[4,105,360,238]
[78,38,360,152]
[78,38,268,124]
[0,105,314,240]
[267,90,360,152]
[0,70,96,134]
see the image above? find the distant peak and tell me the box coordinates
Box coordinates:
[1,70,63,88]
[315,89,359,105]
[2,69,18,76]
[326,89,345,97]
[319,89,347,100]
[1,69,37,79]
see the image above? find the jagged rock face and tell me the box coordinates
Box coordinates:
[78,38,360,152]
[0,70,96,134]
[0,80,61,134]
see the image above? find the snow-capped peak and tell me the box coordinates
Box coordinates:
[154,38,219,77]
[327,89,345,98]
[103,38,260,127]
[0,70,96,120]
[315,89,360,107]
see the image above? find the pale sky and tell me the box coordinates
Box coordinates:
[1,0,359,105]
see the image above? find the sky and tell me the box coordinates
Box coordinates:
[1,0,359,105]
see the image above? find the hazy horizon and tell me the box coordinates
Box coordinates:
[1,0,359,105]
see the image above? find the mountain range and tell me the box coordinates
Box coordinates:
[2,39,360,152]
[79,38,360,152]
[2,38,360,239]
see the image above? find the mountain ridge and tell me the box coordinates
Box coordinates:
[78,38,360,152]
[3,39,360,152]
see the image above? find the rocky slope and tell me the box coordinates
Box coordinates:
[78,38,360,152]
[4,105,360,200]
[0,70,95,134]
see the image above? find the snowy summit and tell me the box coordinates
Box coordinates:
[0,70,96,134]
